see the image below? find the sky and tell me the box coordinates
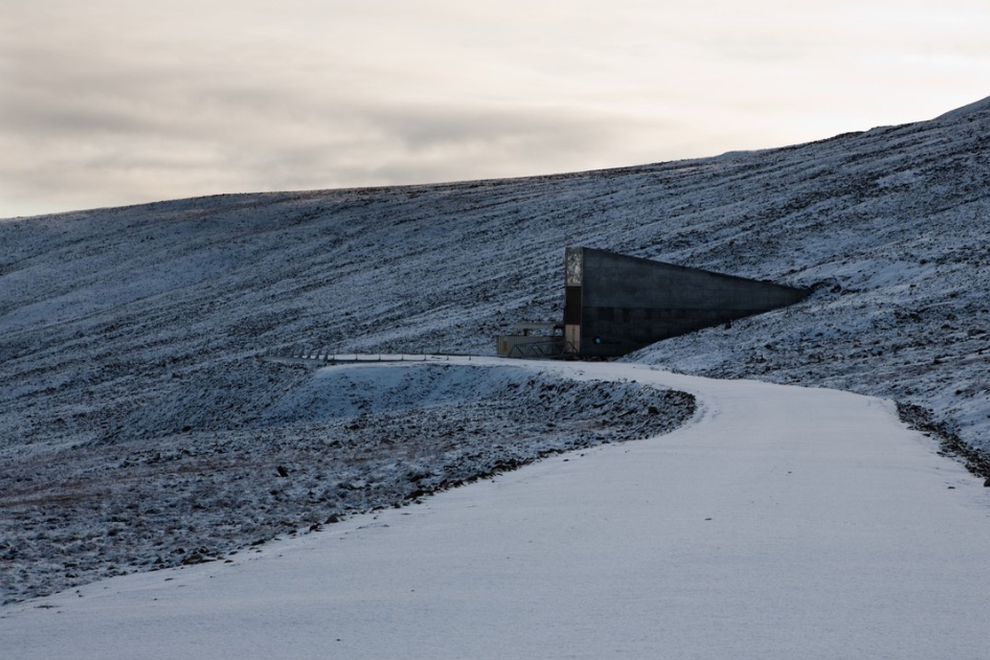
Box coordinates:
[2,0,989,219]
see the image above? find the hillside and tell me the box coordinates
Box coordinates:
[3,97,987,446]
[2,96,989,601]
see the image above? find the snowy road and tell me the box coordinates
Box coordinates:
[3,360,989,659]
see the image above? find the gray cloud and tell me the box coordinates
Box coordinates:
[0,17,650,216]
[3,1,990,217]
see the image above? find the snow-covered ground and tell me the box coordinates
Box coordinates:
[0,360,692,602]
[3,359,989,659]
[2,96,990,647]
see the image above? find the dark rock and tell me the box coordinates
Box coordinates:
[181,553,211,565]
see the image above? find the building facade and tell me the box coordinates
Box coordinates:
[563,247,810,358]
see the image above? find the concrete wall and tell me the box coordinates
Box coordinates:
[564,247,809,358]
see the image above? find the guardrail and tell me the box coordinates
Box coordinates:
[261,346,475,364]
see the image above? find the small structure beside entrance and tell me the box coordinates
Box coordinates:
[498,247,810,360]
[496,322,567,359]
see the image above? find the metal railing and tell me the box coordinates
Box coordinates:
[261,345,473,364]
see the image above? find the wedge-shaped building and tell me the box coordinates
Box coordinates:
[563,247,809,358]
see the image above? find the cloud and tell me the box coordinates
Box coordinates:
[0,3,665,214]
[3,1,990,217]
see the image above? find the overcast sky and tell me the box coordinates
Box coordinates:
[2,1,989,218]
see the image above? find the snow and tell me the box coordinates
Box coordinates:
[0,360,692,603]
[3,359,989,659]
[2,97,990,654]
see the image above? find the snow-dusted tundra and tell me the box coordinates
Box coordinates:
[2,97,990,656]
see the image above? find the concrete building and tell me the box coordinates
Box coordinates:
[563,247,810,358]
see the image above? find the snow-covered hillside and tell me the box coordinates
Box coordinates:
[1,96,989,603]
[0,361,692,602]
